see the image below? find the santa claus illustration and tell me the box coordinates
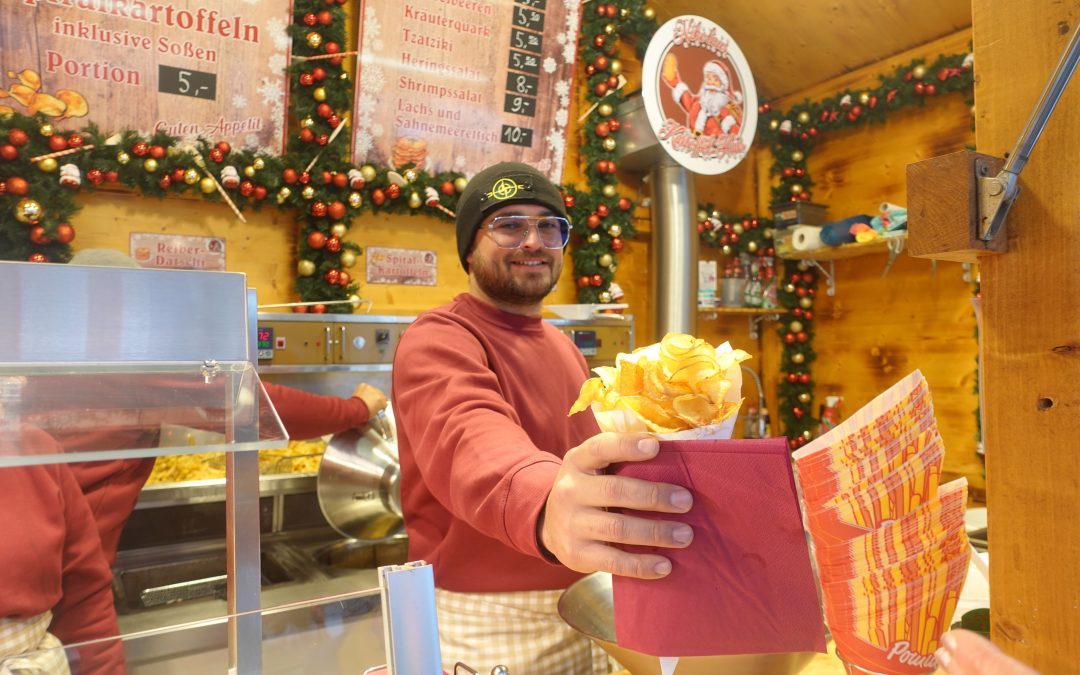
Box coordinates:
[661,54,743,136]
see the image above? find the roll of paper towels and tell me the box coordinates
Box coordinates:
[792,225,824,251]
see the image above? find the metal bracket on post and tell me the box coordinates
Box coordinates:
[978,20,1080,242]
[807,259,836,297]
[748,313,780,340]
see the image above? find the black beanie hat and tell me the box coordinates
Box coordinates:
[455,162,568,271]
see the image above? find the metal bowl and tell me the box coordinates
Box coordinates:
[317,414,403,542]
[557,573,817,675]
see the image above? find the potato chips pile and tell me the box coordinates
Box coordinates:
[793,370,970,675]
[569,333,749,433]
[146,438,328,484]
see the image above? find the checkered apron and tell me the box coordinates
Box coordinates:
[0,612,71,675]
[435,588,609,675]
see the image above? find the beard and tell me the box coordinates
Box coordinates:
[699,85,728,117]
[470,250,561,307]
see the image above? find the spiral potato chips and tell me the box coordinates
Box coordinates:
[569,333,749,433]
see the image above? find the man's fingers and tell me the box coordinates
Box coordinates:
[566,432,658,471]
[575,473,693,513]
[566,542,675,580]
[573,509,693,549]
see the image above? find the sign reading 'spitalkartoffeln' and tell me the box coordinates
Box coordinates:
[351,0,580,183]
[1,0,292,152]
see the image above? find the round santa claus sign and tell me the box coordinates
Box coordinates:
[642,16,757,175]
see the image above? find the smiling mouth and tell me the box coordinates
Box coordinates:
[511,258,549,268]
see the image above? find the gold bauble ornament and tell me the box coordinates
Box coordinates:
[790,320,804,333]
[408,191,422,209]
[791,150,804,162]
[733,223,744,234]
[277,187,292,203]
[747,241,758,253]
[588,233,601,243]
[340,250,357,268]
[313,87,327,102]
[609,60,622,75]
[454,176,468,192]
[711,210,721,219]
[598,291,612,303]
[184,168,200,185]
[403,169,418,183]
[330,223,347,238]
[348,191,362,208]
[598,253,614,267]
[243,165,256,178]
[912,64,927,80]
[360,164,378,182]
[602,184,617,198]
[608,224,622,238]
[802,430,813,440]
[300,117,315,129]
[791,352,806,364]
[39,124,54,137]
[798,392,812,404]
[602,137,617,152]
[604,23,616,35]
[598,103,614,117]
[769,119,779,131]
[253,157,265,170]
[790,183,803,195]
[116,151,130,165]
[297,259,316,276]
[764,227,774,239]
[697,210,708,221]
[643,6,656,20]
[785,283,797,294]
[200,177,216,193]
[859,91,871,105]
[348,294,361,307]
[14,199,43,224]
[722,244,733,255]
[38,158,58,172]
[796,111,811,125]
[306,31,323,49]
[301,186,315,200]
[143,158,158,173]
[799,297,813,309]
[797,260,811,271]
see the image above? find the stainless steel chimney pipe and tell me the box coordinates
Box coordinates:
[649,157,698,339]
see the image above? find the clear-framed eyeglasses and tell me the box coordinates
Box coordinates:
[484,215,571,250]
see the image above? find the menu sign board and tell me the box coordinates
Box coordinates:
[130,232,226,270]
[351,0,581,182]
[1,1,292,152]
[366,246,437,286]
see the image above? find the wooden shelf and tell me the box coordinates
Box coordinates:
[780,233,907,261]
[698,306,779,315]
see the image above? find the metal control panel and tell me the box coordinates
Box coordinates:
[256,314,411,367]
[551,317,634,369]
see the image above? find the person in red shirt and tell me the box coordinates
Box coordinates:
[392,162,694,674]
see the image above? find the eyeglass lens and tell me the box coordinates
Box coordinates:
[488,217,570,249]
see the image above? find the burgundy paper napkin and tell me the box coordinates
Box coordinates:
[611,437,827,657]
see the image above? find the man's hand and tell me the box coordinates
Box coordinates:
[935,630,1039,675]
[351,382,388,417]
[539,432,694,580]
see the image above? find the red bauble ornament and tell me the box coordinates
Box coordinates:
[324,268,340,285]
[594,82,608,97]
[593,34,605,48]
[790,273,801,284]
[28,253,47,263]
[792,407,804,419]
[170,167,185,183]
[782,167,794,178]
[591,274,603,286]
[607,75,619,89]
[132,141,149,156]
[316,133,329,146]
[239,181,254,196]
[606,4,617,19]
[802,310,813,321]
[795,287,807,297]
[299,171,311,185]
[792,307,803,318]
[310,201,328,217]
[786,372,798,384]
[595,55,609,71]
[321,171,333,185]
[317,10,333,25]
[158,175,172,189]
[618,197,631,211]
[215,141,231,155]
[325,236,342,253]
[586,214,601,229]
[328,201,346,220]
[149,145,166,159]
[577,276,591,288]
[253,185,268,200]
[594,160,608,173]
[7,129,29,146]
[105,170,119,183]
[283,168,298,184]
[0,144,18,161]
[914,82,926,95]
[595,3,607,16]
[324,41,341,55]
[596,204,609,217]
[441,181,456,196]
[302,12,317,25]
[925,83,937,96]
[299,128,315,143]
[299,73,315,87]
[208,148,224,163]
[311,303,327,314]
[55,223,75,244]
[697,222,707,233]
[29,226,50,245]
[595,122,610,137]
[799,373,811,384]
[316,103,333,118]
[48,135,68,152]
[386,183,401,199]
[7,177,28,195]
[329,115,341,128]
[372,188,386,206]
[311,66,327,81]
[794,167,805,177]
[608,119,621,132]
[307,231,327,249]
[796,331,808,343]
[338,270,351,286]
[611,237,623,252]
[292,305,309,313]
[0,181,7,195]
[801,272,814,284]
[586,64,596,76]
[333,172,348,188]
[784,332,796,344]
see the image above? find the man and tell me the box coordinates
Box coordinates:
[392,162,694,674]
[661,54,742,136]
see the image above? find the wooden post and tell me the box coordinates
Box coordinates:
[974,1,1080,670]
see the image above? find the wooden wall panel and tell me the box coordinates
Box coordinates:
[974,0,1080,668]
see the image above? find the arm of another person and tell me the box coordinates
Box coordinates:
[263,381,386,440]
[392,317,692,579]
[936,629,1039,675]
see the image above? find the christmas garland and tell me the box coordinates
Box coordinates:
[0,1,659,311]
[695,51,973,448]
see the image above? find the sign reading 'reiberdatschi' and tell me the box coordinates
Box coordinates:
[1,0,292,152]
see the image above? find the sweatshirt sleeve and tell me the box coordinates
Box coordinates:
[263,382,371,440]
[392,316,561,559]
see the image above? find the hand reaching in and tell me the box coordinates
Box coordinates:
[352,382,388,417]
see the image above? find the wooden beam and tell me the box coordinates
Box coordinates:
[974,0,1080,670]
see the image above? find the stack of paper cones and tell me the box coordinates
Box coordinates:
[793,370,970,675]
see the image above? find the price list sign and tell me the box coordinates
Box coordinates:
[1,1,292,152]
[351,0,581,183]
